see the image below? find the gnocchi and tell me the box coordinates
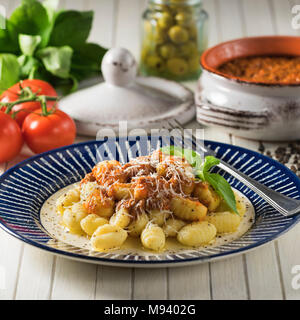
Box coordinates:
[55,149,246,252]
[62,203,88,234]
[127,212,149,237]
[177,221,217,246]
[56,188,80,215]
[193,182,221,212]
[163,217,186,237]
[216,192,246,217]
[110,183,133,200]
[149,209,170,226]
[91,224,128,251]
[206,211,241,234]
[80,214,108,236]
[110,207,132,228]
[141,223,166,251]
[170,196,207,221]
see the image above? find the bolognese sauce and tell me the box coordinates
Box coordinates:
[218,56,300,84]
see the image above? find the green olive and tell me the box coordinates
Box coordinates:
[153,27,168,45]
[176,41,197,58]
[159,43,176,59]
[157,4,172,14]
[146,55,165,72]
[157,12,174,29]
[175,12,192,27]
[188,24,197,39]
[188,56,200,73]
[168,25,189,44]
[167,58,188,75]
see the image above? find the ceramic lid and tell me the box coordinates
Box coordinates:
[60,48,195,136]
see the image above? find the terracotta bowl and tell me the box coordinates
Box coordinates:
[196,36,300,141]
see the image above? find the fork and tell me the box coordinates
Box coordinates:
[164,119,300,217]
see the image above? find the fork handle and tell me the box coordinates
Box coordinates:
[218,161,300,217]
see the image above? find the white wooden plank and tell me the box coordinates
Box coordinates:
[245,243,283,299]
[0,157,24,301]
[242,0,274,36]
[133,268,167,299]
[5,154,56,300]
[15,245,54,300]
[277,223,300,300]
[202,0,220,46]
[95,266,132,300]
[64,0,85,10]
[186,119,232,144]
[87,0,116,47]
[210,255,248,300]
[0,157,22,300]
[51,257,97,300]
[218,0,246,40]
[169,264,211,300]
[272,0,298,35]
[0,230,23,299]
[2,0,18,15]
[114,0,145,58]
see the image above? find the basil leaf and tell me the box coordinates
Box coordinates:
[205,173,238,214]
[19,34,41,56]
[200,156,238,214]
[43,0,59,21]
[17,54,40,78]
[0,54,20,93]
[37,46,73,78]
[9,0,51,48]
[71,43,107,80]
[197,155,220,180]
[49,10,93,48]
[0,20,19,53]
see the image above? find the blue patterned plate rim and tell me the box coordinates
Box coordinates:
[0,139,299,266]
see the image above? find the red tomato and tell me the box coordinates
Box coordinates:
[0,79,58,126]
[0,112,23,163]
[22,109,76,154]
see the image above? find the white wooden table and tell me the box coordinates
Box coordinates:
[0,0,300,300]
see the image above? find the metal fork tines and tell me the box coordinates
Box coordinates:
[164,119,300,217]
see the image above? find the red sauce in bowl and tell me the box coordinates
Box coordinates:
[218,56,300,84]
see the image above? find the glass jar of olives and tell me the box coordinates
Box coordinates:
[140,0,208,81]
